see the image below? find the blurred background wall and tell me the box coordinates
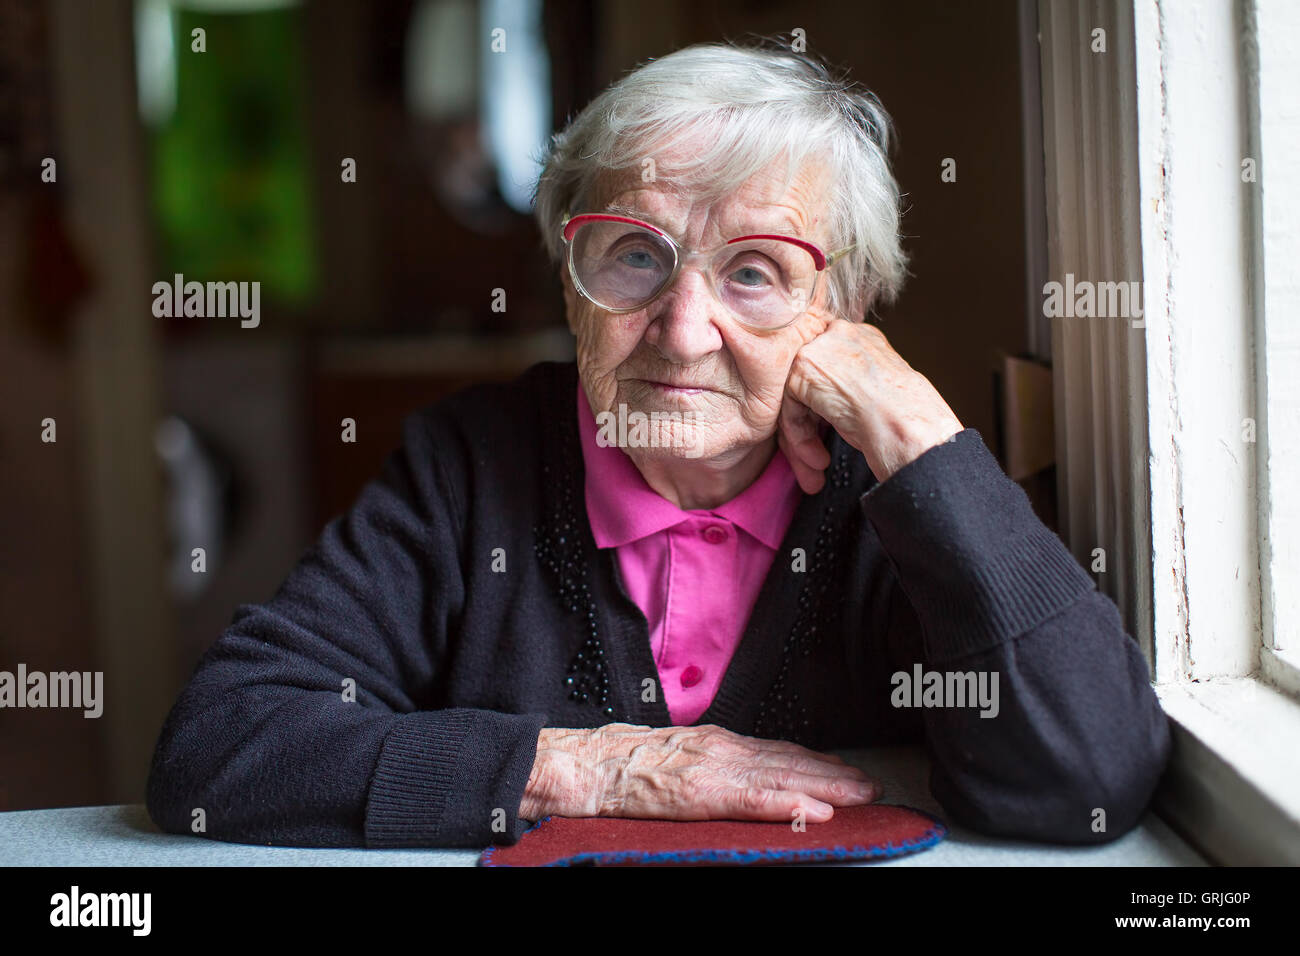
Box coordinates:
[0,0,1048,809]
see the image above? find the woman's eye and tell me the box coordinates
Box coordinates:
[729,265,772,287]
[618,249,658,269]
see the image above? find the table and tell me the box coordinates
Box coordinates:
[0,746,1204,866]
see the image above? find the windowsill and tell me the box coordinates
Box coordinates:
[1154,677,1300,864]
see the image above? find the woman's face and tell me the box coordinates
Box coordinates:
[564,153,840,466]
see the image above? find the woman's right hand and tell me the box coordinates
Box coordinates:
[519,723,882,824]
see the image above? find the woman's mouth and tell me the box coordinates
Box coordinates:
[648,381,708,395]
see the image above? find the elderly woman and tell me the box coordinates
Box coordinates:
[146,40,1170,849]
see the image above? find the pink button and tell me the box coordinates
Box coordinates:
[680,665,703,688]
[702,525,728,544]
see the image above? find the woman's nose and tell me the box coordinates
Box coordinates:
[643,266,725,361]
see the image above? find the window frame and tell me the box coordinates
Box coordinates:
[1249,0,1300,689]
[1037,0,1300,864]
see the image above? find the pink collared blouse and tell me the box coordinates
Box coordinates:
[577,385,803,724]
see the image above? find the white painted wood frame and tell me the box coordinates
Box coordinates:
[1037,0,1300,863]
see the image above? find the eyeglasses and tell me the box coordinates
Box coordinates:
[560,211,856,331]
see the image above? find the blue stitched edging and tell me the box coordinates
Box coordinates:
[478,809,948,867]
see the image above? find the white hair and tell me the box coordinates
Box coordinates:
[531,37,909,320]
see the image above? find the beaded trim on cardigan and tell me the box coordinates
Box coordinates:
[532,374,614,718]
[752,447,855,748]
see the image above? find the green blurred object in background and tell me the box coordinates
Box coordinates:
[144,1,317,307]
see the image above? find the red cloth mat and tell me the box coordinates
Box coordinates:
[479,803,947,866]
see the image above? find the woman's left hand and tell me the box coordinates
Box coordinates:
[778,319,964,493]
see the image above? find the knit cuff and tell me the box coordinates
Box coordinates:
[860,428,1095,663]
[364,708,548,849]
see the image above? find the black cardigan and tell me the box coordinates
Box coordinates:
[145,360,1171,848]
